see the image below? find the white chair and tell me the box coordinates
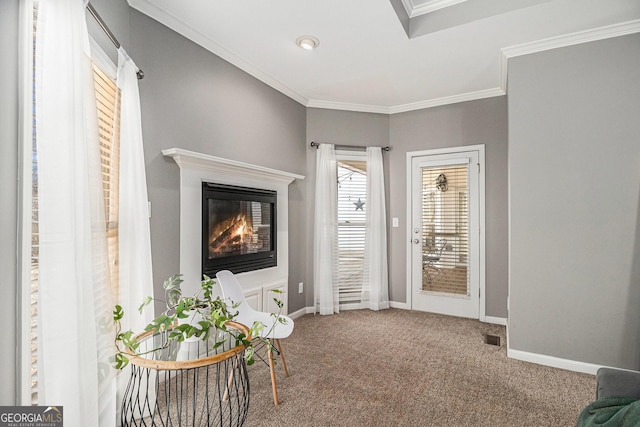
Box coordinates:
[215,270,294,405]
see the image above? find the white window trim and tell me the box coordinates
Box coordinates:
[335,150,366,161]
[89,36,118,80]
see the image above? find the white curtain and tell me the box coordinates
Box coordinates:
[35,0,115,425]
[116,48,154,353]
[362,147,390,310]
[313,143,339,315]
[115,47,156,418]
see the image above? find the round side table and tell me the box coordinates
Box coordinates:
[120,321,250,427]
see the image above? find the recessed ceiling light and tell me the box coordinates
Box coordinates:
[296,35,319,50]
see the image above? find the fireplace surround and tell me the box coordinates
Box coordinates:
[162,148,303,303]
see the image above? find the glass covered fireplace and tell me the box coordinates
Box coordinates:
[202,182,277,276]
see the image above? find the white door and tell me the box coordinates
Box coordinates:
[409,148,483,319]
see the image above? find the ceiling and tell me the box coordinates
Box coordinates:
[128,0,639,114]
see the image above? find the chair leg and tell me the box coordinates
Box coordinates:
[268,344,279,405]
[222,356,238,402]
[274,339,289,378]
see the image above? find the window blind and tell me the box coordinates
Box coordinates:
[93,62,121,301]
[337,160,367,303]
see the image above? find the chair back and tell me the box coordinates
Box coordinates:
[435,238,447,256]
[216,269,243,299]
[216,269,294,340]
[216,270,254,314]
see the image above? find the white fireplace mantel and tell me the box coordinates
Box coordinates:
[162,148,304,306]
[162,148,304,185]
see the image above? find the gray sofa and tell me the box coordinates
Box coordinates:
[575,368,640,426]
[597,368,640,400]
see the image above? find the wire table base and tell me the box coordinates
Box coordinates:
[121,323,250,427]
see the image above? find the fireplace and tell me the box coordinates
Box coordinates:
[202,182,277,277]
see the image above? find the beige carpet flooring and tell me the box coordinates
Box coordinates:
[244,309,595,427]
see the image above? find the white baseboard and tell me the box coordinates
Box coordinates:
[288,307,312,320]
[390,301,409,310]
[507,348,601,375]
[292,304,504,323]
[340,302,364,311]
[291,304,410,318]
[483,316,507,326]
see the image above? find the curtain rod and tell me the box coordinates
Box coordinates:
[86,2,144,80]
[310,141,390,152]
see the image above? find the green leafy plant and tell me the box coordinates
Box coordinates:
[112,274,282,369]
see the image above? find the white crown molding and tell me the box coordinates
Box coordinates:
[500,19,640,92]
[128,0,309,106]
[389,87,505,114]
[406,0,468,18]
[306,99,391,114]
[400,0,415,17]
[307,87,505,115]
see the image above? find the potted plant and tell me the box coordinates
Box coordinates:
[112,273,282,369]
[113,274,288,426]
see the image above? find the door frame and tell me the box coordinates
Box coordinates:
[406,145,486,321]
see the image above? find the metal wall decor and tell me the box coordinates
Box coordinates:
[436,173,448,192]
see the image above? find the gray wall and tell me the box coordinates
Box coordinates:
[88,0,130,63]
[306,98,509,318]
[0,0,19,405]
[508,34,640,369]
[389,97,509,317]
[127,10,308,313]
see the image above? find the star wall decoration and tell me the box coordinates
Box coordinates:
[354,198,365,211]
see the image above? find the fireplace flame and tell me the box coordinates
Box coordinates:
[209,213,254,256]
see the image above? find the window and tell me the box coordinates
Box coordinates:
[93,62,122,300]
[29,4,122,400]
[336,156,367,305]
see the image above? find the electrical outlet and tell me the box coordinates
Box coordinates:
[298,282,303,294]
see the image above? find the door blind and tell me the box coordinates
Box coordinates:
[337,160,366,303]
[421,165,469,295]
